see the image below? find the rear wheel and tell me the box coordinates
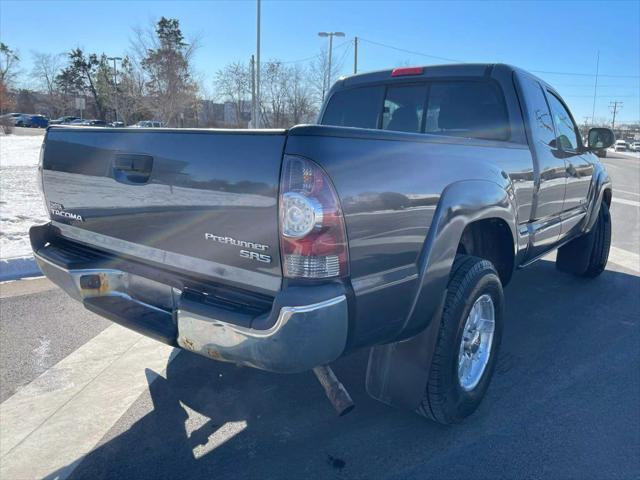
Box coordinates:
[416,255,504,424]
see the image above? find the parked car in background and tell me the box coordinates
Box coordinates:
[50,116,80,125]
[614,140,628,151]
[0,113,24,131]
[13,114,49,128]
[84,119,107,126]
[68,119,107,126]
[629,141,640,152]
[0,112,27,125]
[131,120,164,128]
[110,121,125,128]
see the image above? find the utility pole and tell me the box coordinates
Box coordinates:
[354,36,358,74]
[250,55,256,128]
[328,34,334,97]
[107,56,122,123]
[318,31,345,101]
[256,0,261,128]
[591,51,599,126]
[609,101,623,130]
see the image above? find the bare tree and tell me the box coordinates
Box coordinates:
[115,57,148,125]
[286,64,316,125]
[31,52,67,116]
[213,61,251,127]
[307,47,345,107]
[261,60,289,128]
[215,59,316,128]
[31,52,63,95]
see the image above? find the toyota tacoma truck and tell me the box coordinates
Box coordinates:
[30,64,615,424]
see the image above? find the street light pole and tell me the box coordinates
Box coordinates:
[591,50,599,127]
[318,31,345,101]
[107,56,122,123]
[354,36,358,74]
[256,0,261,128]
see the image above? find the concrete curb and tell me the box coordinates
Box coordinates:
[0,256,42,282]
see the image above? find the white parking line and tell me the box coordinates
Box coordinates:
[0,324,177,480]
[611,197,640,208]
[608,246,640,274]
[615,189,640,198]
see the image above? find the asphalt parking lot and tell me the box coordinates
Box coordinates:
[1,151,638,480]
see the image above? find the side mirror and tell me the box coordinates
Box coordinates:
[587,127,615,151]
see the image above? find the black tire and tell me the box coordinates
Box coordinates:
[556,202,611,278]
[583,201,611,277]
[416,255,504,424]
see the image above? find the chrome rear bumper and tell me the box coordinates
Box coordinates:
[177,296,348,372]
[33,243,348,373]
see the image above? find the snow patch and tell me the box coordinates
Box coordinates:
[1,135,47,279]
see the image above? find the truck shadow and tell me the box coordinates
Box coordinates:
[52,259,639,480]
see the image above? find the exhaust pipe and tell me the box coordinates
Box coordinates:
[313,365,354,416]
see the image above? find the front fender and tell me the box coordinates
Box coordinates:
[583,164,612,233]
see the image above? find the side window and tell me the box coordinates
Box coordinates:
[321,86,384,129]
[382,84,427,133]
[517,74,556,147]
[425,82,510,141]
[546,92,580,152]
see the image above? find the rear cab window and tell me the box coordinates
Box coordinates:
[382,85,427,133]
[321,86,384,129]
[425,82,509,140]
[322,79,510,141]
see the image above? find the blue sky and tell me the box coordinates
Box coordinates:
[1,0,639,122]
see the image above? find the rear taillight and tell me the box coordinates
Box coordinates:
[279,155,348,279]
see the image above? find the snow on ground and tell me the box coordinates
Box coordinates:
[0,133,47,279]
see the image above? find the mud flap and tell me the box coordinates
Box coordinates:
[365,295,445,411]
[556,225,597,275]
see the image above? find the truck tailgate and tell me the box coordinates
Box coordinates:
[41,128,286,294]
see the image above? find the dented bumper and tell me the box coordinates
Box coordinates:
[176,295,348,373]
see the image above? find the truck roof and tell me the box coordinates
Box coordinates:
[336,63,550,90]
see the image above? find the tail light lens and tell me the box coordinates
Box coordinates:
[279,155,349,279]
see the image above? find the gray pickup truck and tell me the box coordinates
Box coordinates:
[30,64,615,424]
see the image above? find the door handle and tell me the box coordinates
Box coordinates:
[113,154,153,184]
[566,163,577,177]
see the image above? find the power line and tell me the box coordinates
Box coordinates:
[532,69,639,79]
[566,94,637,98]
[358,37,463,63]
[356,37,640,79]
[553,84,639,88]
[276,40,351,65]
[334,40,353,73]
